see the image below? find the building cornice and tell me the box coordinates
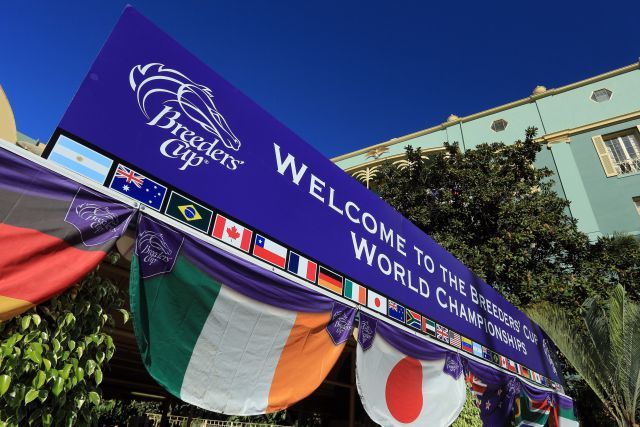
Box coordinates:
[537,110,640,147]
[332,60,640,163]
[343,146,446,173]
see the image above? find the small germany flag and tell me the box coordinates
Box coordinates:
[317,266,343,294]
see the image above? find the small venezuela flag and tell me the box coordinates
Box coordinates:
[0,147,133,320]
[131,215,350,415]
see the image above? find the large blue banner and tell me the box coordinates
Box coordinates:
[46,6,564,387]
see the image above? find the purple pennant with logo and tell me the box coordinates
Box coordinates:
[358,312,378,351]
[64,187,133,247]
[506,376,522,400]
[136,215,184,278]
[444,352,464,380]
[326,302,356,345]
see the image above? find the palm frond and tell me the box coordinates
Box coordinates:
[526,285,640,427]
[527,305,613,407]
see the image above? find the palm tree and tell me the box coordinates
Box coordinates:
[527,285,640,427]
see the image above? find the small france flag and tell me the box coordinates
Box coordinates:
[287,251,317,282]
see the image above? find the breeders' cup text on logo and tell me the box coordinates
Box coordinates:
[137,230,173,265]
[129,63,244,171]
[75,203,120,234]
[64,188,132,247]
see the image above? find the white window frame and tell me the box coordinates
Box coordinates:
[604,131,640,175]
[490,119,508,133]
[592,126,640,177]
[590,88,613,103]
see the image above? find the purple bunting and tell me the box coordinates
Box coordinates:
[136,215,184,278]
[358,312,378,351]
[444,352,464,380]
[64,187,132,247]
[377,320,448,361]
[136,214,335,312]
[326,302,356,345]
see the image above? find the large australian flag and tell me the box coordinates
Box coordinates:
[109,164,167,210]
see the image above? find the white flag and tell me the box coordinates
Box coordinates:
[367,289,387,314]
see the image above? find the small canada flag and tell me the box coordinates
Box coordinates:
[212,214,252,252]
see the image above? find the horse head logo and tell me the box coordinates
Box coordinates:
[75,203,118,234]
[137,230,173,265]
[129,63,241,152]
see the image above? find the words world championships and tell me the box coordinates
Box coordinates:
[45,7,564,390]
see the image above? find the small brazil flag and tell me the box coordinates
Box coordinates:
[165,192,213,233]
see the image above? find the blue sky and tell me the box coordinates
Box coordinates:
[2,1,639,157]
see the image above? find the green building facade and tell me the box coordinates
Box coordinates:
[333,62,640,239]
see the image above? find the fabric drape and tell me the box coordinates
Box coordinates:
[0,147,133,320]
[130,215,355,414]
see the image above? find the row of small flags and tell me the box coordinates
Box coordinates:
[48,135,561,391]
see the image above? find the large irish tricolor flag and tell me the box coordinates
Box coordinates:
[131,215,353,414]
[356,330,466,426]
[0,147,133,320]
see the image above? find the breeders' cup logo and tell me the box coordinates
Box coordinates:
[542,338,558,376]
[137,231,172,265]
[129,63,244,171]
[136,217,184,278]
[75,203,120,234]
[64,188,131,247]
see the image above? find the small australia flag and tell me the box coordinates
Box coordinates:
[109,164,166,210]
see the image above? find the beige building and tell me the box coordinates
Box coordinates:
[0,85,44,155]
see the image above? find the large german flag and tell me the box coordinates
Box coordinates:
[0,147,134,320]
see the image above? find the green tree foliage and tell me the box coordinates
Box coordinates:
[95,399,161,426]
[373,128,589,307]
[586,234,640,302]
[451,384,482,427]
[371,130,640,424]
[0,257,127,427]
[528,285,640,427]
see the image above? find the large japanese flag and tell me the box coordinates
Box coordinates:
[356,334,466,426]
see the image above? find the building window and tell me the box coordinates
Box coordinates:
[590,88,612,103]
[491,119,508,132]
[634,197,640,216]
[592,128,640,177]
[604,132,640,175]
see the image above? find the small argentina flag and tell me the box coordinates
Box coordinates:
[109,164,167,210]
[473,342,483,357]
[48,135,113,184]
